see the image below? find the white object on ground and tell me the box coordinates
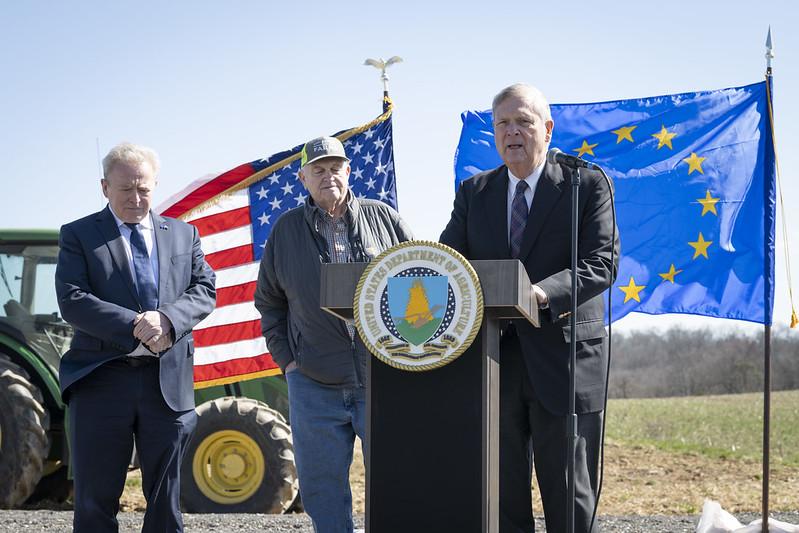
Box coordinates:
[696,500,799,533]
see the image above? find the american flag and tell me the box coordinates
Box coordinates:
[159,98,398,388]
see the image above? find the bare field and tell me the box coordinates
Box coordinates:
[120,438,799,515]
[115,391,799,515]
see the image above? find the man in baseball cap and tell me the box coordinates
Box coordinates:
[300,135,350,166]
[255,134,413,532]
[296,136,352,219]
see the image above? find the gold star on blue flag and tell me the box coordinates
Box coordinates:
[453,82,776,324]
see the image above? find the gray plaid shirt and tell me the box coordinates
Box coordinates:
[317,213,353,264]
[314,203,356,339]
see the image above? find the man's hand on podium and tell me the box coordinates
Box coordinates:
[532,284,549,309]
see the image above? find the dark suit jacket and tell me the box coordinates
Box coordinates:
[440,162,618,415]
[56,206,216,411]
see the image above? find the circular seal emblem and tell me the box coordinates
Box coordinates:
[354,240,483,371]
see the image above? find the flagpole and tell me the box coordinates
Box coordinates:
[96,137,104,209]
[362,56,403,533]
[762,26,775,533]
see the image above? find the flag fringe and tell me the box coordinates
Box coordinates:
[765,77,798,328]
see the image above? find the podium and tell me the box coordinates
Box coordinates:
[320,259,538,533]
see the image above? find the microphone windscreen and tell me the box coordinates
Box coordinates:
[546,147,562,165]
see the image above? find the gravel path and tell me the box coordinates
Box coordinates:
[2,511,797,532]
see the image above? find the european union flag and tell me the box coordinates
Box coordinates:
[454,82,776,324]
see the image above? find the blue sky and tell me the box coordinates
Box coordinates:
[1,0,796,333]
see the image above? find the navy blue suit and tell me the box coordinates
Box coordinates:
[440,163,618,533]
[56,206,215,532]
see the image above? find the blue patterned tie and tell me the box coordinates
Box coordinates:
[509,180,530,258]
[125,223,158,311]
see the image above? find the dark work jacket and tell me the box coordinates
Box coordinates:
[254,194,413,387]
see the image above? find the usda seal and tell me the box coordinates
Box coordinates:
[354,241,483,371]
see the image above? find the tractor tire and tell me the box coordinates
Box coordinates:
[0,353,49,508]
[180,396,298,513]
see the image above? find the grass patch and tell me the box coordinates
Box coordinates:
[606,390,799,466]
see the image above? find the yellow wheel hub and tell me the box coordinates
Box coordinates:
[192,429,265,504]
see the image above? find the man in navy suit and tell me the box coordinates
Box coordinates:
[56,142,216,533]
[440,84,618,533]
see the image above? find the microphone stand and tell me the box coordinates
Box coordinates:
[567,166,580,533]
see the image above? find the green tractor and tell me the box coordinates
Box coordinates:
[0,229,299,513]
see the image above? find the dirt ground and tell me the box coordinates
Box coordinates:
[120,439,798,515]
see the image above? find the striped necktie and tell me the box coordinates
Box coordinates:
[509,180,530,258]
[125,223,159,311]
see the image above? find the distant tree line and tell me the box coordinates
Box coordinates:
[608,326,799,398]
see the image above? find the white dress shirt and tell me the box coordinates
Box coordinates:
[108,206,160,356]
[109,207,160,290]
[506,162,545,246]
[506,163,550,309]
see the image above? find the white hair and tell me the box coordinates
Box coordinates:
[492,83,552,122]
[102,142,160,179]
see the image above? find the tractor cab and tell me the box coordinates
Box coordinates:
[0,230,73,506]
[0,230,73,370]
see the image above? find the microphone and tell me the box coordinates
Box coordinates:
[546,147,600,170]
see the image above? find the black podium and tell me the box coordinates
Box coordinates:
[320,259,538,533]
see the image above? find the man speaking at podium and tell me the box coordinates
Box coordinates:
[440,84,618,533]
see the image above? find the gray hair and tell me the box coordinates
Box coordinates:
[102,142,160,179]
[492,83,552,122]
